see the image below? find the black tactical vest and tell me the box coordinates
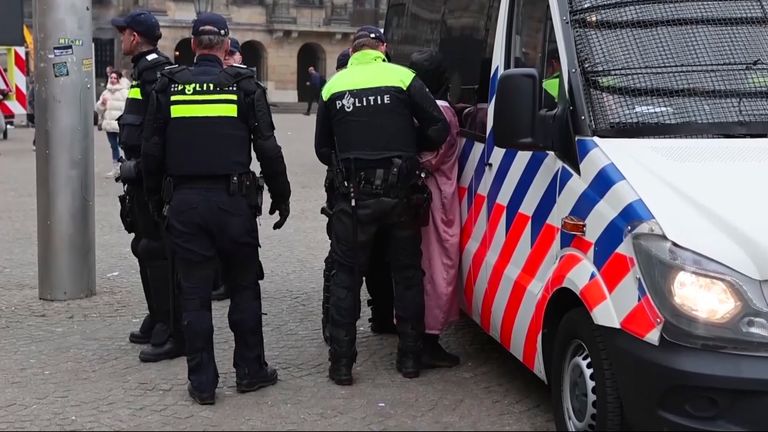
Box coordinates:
[118,50,172,160]
[161,65,254,177]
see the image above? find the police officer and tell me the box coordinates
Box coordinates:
[542,48,562,109]
[320,46,397,345]
[224,37,242,67]
[111,10,184,362]
[142,13,291,405]
[315,28,449,385]
[210,36,244,303]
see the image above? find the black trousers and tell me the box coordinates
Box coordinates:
[328,194,425,359]
[127,186,181,345]
[165,186,267,393]
[322,219,394,338]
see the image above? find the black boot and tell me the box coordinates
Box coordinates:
[187,382,215,405]
[396,325,423,379]
[139,337,185,363]
[396,351,421,379]
[150,322,172,347]
[328,329,356,386]
[328,352,355,386]
[422,334,460,369]
[236,365,278,393]
[129,314,155,344]
[211,285,229,301]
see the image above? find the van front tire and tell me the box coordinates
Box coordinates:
[551,308,623,431]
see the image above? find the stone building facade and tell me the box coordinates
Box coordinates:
[23,0,387,102]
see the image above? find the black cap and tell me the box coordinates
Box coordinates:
[336,49,351,71]
[111,10,162,42]
[192,12,229,37]
[353,25,386,44]
[228,37,241,54]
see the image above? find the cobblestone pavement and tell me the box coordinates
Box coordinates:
[0,118,553,431]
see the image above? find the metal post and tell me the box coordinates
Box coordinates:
[34,0,96,300]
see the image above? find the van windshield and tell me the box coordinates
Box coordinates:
[569,0,768,137]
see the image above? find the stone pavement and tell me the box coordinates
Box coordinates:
[0,117,553,431]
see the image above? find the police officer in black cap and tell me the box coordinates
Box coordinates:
[316,27,448,385]
[111,9,184,363]
[142,12,291,405]
[320,44,397,345]
[224,37,243,67]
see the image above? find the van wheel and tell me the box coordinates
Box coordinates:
[551,308,622,431]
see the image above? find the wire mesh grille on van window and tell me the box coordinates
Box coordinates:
[568,0,768,137]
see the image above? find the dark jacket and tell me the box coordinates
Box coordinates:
[119,48,172,161]
[142,55,291,205]
[314,49,449,167]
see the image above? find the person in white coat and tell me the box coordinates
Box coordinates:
[96,71,128,177]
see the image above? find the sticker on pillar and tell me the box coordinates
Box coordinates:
[57,38,84,46]
[82,58,93,72]
[53,45,74,57]
[53,62,70,78]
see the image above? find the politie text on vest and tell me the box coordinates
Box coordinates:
[337,92,392,112]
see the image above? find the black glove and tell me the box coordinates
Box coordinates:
[269,200,290,230]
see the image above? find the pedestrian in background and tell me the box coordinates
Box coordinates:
[304,66,323,115]
[96,71,128,178]
[26,74,35,127]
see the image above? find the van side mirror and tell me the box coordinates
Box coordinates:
[493,68,551,151]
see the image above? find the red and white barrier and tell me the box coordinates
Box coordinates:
[0,46,28,118]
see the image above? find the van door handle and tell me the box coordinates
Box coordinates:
[562,216,586,236]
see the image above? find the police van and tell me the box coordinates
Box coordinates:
[385,0,768,429]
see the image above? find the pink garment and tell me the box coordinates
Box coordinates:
[420,100,461,335]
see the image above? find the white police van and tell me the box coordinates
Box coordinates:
[386,0,768,429]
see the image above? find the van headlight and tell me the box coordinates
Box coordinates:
[670,270,741,323]
[633,233,768,353]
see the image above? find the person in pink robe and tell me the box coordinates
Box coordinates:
[409,49,461,368]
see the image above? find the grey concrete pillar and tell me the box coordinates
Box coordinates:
[34,0,96,300]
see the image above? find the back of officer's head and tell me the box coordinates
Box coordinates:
[191,13,231,58]
[351,27,387,54]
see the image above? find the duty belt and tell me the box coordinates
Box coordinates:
[172,174,250,192]
[169,172,265,216]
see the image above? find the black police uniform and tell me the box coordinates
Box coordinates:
[142,51,291,402]
[321,202,396,344]
[117,47,184,361]
[315,45,449,385]
[319,49,396,345]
